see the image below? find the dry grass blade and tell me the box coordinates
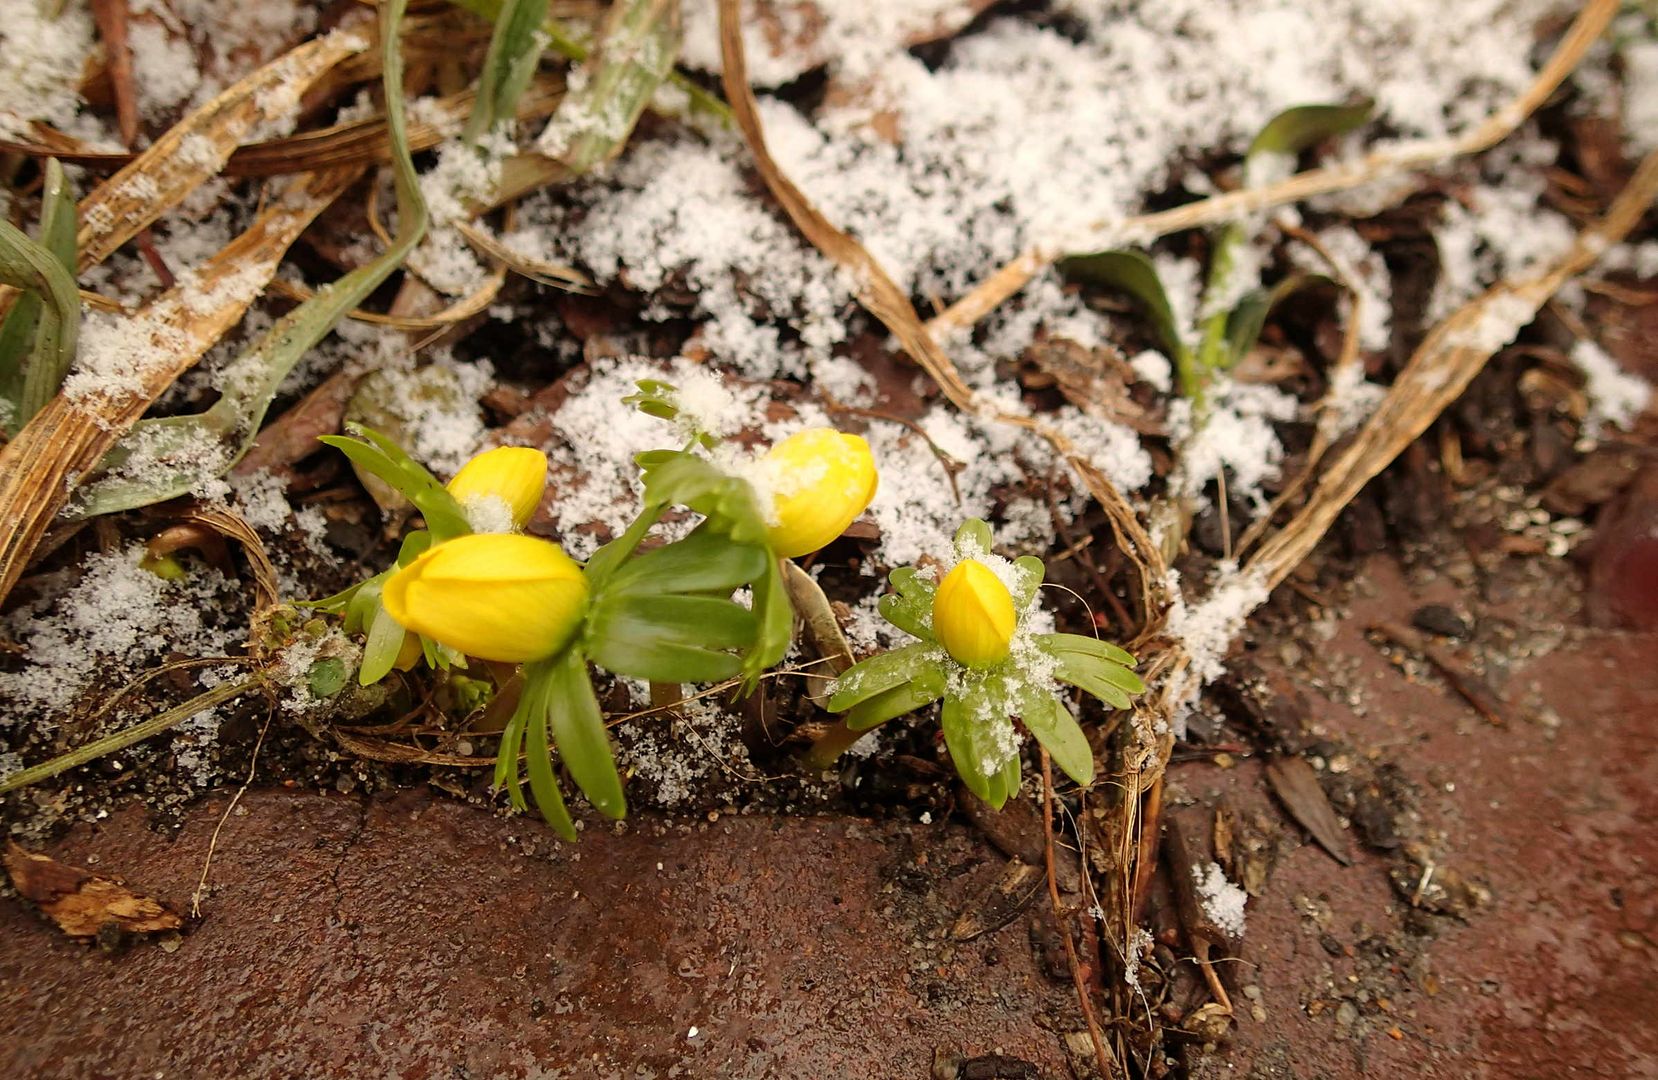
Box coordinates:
[0,167,361,613]
[0,29,367,325]
[168,503,282,615]
[2,78,567,177]
[72,32,370,275]
[455,220,594,291]
[927,0,1619,339]
[89,0,138,150]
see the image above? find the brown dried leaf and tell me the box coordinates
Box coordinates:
[1022,335,1164,436]
[4,841,183,940]
[1264,756,1351,866]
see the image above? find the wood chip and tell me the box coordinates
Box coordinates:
[1264,757,1352,866]
[4,841,183,941]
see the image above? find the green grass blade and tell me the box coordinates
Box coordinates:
[548,0,681,174]
[0,163,80,433]
[464,0,551,142]
[70,0,429,518]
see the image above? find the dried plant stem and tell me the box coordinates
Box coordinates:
[1042,750,1118,1080]
[926,0,1618,340]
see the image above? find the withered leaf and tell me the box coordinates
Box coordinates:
[1264,757,1353,866]
[4,841,183,940]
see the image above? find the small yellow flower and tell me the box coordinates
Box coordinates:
[447,446,548,531]
[933,559,1016,668]
[382,534,587,663]
[759,428,878,558]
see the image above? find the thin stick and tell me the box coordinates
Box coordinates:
[1042,749,1117,1079]
[926,0,1618,339]
[191,703,275,917]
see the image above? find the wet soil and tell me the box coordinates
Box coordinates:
[1190,557,1658,1079]
[0,795,1079,1079]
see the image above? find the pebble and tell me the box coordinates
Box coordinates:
[1410,604,1471,639]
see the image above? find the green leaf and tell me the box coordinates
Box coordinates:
[307,657,349,699]
[1020,691,1094,786]
[1036,633,1138,669]
[494,687,531,812]
[543,649,626,820]
[443,0,731,125]
[550,0,680,175]
[582,502,664,591]
[953,518,994,555]
[1247,101,1373,162]
[1053,655,1142,711]
[826,642,940,712]
[638,451,770,547]
[69,0,429,517]
[0,160,80,435]
[1058,250,1191,373]
[606,527,769,597]
[877,565,938,642]
[1011,555,1045,609]
[318,426,471,540]
[586,594,756,683]
[940,694,993,803]
[843,667,947,732]
[359,602,407,686]
[984,748,1022,811]
[520,663,577,840]
[743,554,792,691]
[1223,273,1332,369]
[463,0,550,143]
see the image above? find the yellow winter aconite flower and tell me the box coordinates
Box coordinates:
[446,446,548,531]
[382,534,587,663]
[759,428,878,558]
[933,559,1016,668]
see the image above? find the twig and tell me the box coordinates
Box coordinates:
[926,0,1618,339]
[191,703,274,917]
[1042,750,1118,1079]
[1368,621,1510,725]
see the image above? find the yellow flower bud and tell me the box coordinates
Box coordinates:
[758,428,878,558]
[447,446,548,531]
[933,559,1016,668]
[382,534,587,663]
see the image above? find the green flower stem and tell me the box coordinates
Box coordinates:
[0,677,263,794]
[801,717,866,772]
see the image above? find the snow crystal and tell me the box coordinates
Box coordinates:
[0,544,242,718]
[463,494,516,534]
[1163,565,1270,687]
[1571,339,1652,436]
[1193,861,1248,938]
[0,0,94,141]
[1171,379,1300,506]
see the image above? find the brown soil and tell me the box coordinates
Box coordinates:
[0,794,1081,1079]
